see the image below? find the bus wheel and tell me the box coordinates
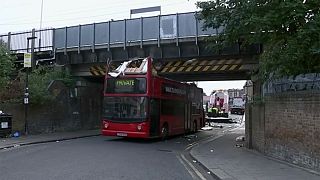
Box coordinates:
[161,124,169,140]
[193,121,197,133]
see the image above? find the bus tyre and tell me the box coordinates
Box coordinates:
[161,124,169,140]
[193,121,197,133]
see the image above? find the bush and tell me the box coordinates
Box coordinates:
[28,66,74,105]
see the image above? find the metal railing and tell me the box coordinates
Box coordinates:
[0,28,53,53]
[54,12,222,52]
[0,12,221,53]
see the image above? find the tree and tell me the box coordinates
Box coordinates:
[0,41,14,90]
[197,0,320,79]
[28,66,75,105]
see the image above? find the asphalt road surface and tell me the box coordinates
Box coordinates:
[0,115,243,180]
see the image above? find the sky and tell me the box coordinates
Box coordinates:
[0,0,246,93]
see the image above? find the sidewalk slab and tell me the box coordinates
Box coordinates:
[191,125,320,180]
[0,129,101,150]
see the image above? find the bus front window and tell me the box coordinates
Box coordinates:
[103,97,147,122]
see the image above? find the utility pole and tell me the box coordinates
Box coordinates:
[24,29,36,135]
[39,0,44,51]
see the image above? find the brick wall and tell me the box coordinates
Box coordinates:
[255,91,320,171]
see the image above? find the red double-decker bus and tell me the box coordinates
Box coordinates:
[102,57,204,139]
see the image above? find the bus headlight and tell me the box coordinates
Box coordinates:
[137,124,142,131]
[104,121,109,129]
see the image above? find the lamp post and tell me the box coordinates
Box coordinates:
[39,0,44,30]
[24,29,37,135]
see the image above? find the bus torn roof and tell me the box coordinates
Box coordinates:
[108,58,148,77]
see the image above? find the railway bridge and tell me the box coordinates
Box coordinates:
[0,12,261,82]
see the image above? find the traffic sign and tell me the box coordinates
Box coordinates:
[24,53,32,67]
[24,97,29,104]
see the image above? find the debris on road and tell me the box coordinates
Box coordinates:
[201,126,213,131]
[13,132,20,137]
[192,160,197,163]
[236,136,245,142]
[235,144,244,148]
[210,149,214,152]
[210,124,223,128]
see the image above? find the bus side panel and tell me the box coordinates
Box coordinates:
[185,102,192,132]
[149,98,160,137]
[160,99,186,136]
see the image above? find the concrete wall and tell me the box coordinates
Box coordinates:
[0,79,103,135]
[247,90,320,172]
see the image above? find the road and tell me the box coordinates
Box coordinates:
[0,115,243,180]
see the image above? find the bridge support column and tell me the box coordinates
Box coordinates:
[245,76,264,150]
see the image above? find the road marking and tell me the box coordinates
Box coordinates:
[177,155,198,180]
[179,154,207,180]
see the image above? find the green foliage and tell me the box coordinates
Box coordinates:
[28,67,74,105]
[197,0,320,79]
[0,41,14,90]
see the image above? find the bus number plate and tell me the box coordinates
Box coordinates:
[116,132,127,137]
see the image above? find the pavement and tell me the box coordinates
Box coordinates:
[0,129,100,150]
[1,126,320,180]
[191,123,320,180]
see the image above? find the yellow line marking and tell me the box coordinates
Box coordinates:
[177,67,185,72]
[238,65,244,70]
[166,61,174,67]
[98,66,104,72]
[169,67,177,72]
[220,65,229,71]
[91,70,99,76]
[203,66,211,71]
[194,66,201,72]
[186,66,194,72]
[183,61,190,66]
[211,65,220,71]
[161,67,169,73]
[174,61,182,66]
[229,65,238,71]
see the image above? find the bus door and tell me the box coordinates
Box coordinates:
[149,98,160,136]
[184,102,192,132]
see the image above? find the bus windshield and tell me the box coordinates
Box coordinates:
[103,97,147,122]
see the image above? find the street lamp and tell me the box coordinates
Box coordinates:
[40,0,44,30]
[39,0,44,51]
[24,31,37,135]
